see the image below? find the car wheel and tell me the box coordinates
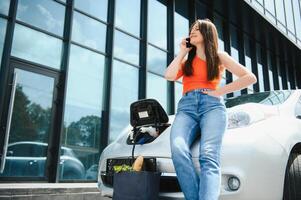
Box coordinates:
[283,152,301,200]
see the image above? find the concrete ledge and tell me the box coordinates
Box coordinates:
[0,183,111,200]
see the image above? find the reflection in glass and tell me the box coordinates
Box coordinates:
[214,15,224,51]
[72,12,106,52]
[109,60,138,143]
[115,0,140,36]
[74,0,108,21]
[253,0,264,13]
[11,24,62,69]
[293,0,301,41]
[225,91,292,108]
[0,19,7,72]
[256,45,264,92]
[0,68,54,177]
[196,2,207,19]
[275,0,286,25]
[174,13,189,54]
[174,0,189,54]
[265,0,275,15]
[147,72,167,110]
[276,57,283,90]
[284,0,295,34]
[230,27,240,97]
[61,45,104,180]
[0,0,10,15]
[16,0,65,36]
[114,30,139,65]
[147,45,166,75]
[244,36,254,93]
[267,51,274,90]
[148,0,167,49]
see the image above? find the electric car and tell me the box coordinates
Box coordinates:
[97,90,301,200]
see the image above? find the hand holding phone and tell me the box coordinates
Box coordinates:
[186,37,193,48]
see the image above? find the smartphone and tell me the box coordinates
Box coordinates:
[186,37,192,48]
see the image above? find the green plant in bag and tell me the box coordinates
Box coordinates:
[113,164,133,173]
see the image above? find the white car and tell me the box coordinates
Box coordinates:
[97,90,301,200]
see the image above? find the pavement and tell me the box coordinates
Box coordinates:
[0,183,111,200]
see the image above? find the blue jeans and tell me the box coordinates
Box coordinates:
[170,88,228,200]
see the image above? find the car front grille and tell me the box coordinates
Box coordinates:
[101,174,182,193]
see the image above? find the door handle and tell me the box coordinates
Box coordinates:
[0,72,18,173]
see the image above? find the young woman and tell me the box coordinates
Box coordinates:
[164,19,257,200]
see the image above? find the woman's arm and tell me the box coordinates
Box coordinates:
[215,51,257,96]
[164,38,191,81]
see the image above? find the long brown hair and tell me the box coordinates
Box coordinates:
[184,19,221,81]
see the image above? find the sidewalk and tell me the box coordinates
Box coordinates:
[0,183,111,200]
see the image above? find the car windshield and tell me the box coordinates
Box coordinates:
[224,90,293,108]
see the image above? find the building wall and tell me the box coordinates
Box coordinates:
[0,0,300,182]
[245,0,301,47]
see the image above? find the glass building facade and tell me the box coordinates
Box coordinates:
[0,0,300,183]
[246,0,301,47]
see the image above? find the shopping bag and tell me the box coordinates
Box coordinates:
[112,171,161,200]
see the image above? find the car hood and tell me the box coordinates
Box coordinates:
[103,110,276,159]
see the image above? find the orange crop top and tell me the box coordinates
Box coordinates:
[175,56,225,95]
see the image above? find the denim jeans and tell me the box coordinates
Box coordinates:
[170,88,228,200]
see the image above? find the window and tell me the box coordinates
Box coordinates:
[275,0,286,32]
[214,14,225,51]
[264,0,276,23]
[256,44,265,92]
[174,0,188,111]
[0,19,7,72]
[175,82,182,111]
[16,0,65,36]
[147,45,166,75]
[114,30,139,65]
[267,51,274,90]
[214,15,226,96]
[225,90,292,108]
[293,0,301,41]
[147,72,167,110]
[61,44,105,180]
[253,0,264,13]
[115,0,140,36]
[109,60,138,143]
[174,0,189,54]
[244,35,254,93]
[196,2,208,19]
[230,26,241,96]
[74,0,108,21]
[0,0,10,16]
[276,56,283,90]
[285,62,291,89]
[8,144,34,157]
[11,24,62,69]
[284,0,295,35]
[72,12,106,52]
[148,0,167,49]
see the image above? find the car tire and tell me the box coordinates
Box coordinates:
[283,152,301,200]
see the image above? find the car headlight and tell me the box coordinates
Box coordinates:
[227,110,265,129]
[228,176,240,191]
[227,103,278,129]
